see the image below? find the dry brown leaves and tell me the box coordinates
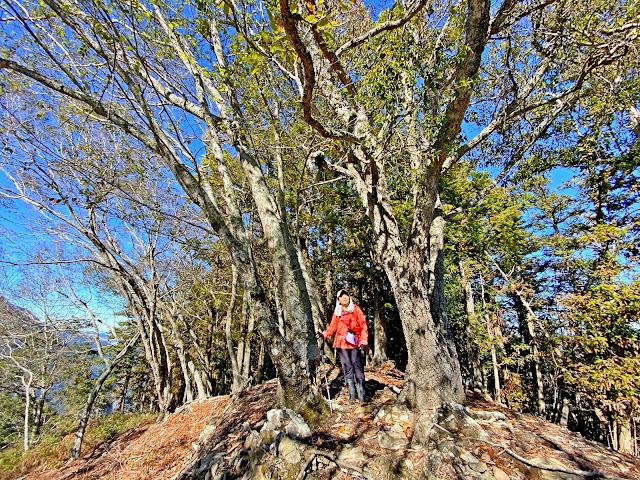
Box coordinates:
[18,364,640,480]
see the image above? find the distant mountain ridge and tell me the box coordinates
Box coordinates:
[0,294,40,331]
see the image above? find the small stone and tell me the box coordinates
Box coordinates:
[355,404,375,414]
[266,409,284,428]
[374,408,386,423]
[470,410,507,421]
[338,446,365,462]
[259,428,277,445]
[470,461,488,473]
[493,466,510,480]
[278,436,302,464]
[496,421,515,433]
[460,451,479,464]
[244,431,260,450]
[438,403,490,440]
[252,464,268,480]
[516,431,539,444]
[378,430,410,450]
[391,423,404,433]
[283,409,312,439]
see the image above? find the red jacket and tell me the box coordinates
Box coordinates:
[322,304,368,349]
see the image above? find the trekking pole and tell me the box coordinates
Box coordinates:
[317,339,333,415]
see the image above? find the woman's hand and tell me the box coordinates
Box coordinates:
[315,332,324,340]
[359,344,369,355]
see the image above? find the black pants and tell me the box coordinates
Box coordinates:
[337,348,364,382]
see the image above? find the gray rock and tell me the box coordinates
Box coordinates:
[378,430,410,450]
[374,408,386,423]
[496,421,515,433]
[437,440,460,460]
[244,431,260,450]
[470,410,507,422]
[438,403,490,440]
[461,451,480,465]
[517,431,540,444]
[338,445,365,462]
[410,410,441,447]
[193,451,224,477]
[470,461,488,474]
[519,456,587,480]
[278,436,302,464]
[355,404,375,414]
[259,408,312,445]
[283,409,312,439]
[259,427,278,445]
[515,431,539,453]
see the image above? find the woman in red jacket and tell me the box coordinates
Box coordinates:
[316,289,369,403]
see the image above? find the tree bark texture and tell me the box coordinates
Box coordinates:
[371,278,388,366]
[348,158,464,410]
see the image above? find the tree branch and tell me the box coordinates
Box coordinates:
[335,0,429,56]
[278,0,357,142]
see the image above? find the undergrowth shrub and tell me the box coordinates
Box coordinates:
[0,412,155,480]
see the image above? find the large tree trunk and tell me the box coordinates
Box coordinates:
[371,277,388,366]
[345,153,464,412]
[314,166,467,413]
[377,214,464,409]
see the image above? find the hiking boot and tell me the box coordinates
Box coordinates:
[355,379,365,403]
[346,379,356,404]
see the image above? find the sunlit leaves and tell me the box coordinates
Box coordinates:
[560,281,640,418]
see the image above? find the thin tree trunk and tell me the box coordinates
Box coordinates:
[188,361,207,400]
[480,274,501,403]
[236,294,248,375]
[490,256,545,415]
[166,312,194,403]
[119,366,131,413]
[241,291,255,381]
[619,416,634,454]
[70,332,141,459]
[255,338,265,385]
[22,377,32,452]
[560,397,570,427]
[225,265,245,393]
[322,234,335,362]
[512,293,546,415]
[458,258,482,389]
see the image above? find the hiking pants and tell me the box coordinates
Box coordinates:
[337,348,364,382]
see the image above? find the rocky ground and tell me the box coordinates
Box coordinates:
[23,362,640,480]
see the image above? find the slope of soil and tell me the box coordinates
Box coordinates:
[21,362,640,480]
